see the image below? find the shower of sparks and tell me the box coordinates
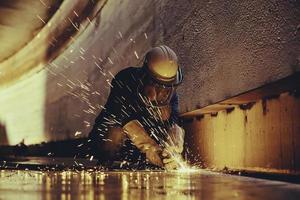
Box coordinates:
[118,31,123,38]
[73,10,79,17]
[36,15,46,24]
[39,0,47,7]
[68,17,80,31]
[108,57,114,64]
[175,165,200,173]
[134,51,139,59]
[41,26,194,171]
[74,131,82,136]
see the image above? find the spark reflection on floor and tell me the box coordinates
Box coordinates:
[0,169,300,200]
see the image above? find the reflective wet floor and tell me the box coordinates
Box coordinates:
[0,169,300,200]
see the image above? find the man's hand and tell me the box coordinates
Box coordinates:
[123,120,185,170]
[123,120,163,167]
[145,146,163,167]
[161,149,183,170]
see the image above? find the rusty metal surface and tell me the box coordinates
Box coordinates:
[183,92,300,174]
[0,169,300,200]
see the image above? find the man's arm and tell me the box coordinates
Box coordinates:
[89,72,136,158]
[169,93,179,125]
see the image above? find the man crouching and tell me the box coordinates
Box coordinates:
[89,45,185,170]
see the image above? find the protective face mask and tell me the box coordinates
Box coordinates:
[139,82,176,107]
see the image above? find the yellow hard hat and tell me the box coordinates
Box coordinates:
[143,45,183,86]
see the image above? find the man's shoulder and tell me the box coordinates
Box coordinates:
[114,66,142,81]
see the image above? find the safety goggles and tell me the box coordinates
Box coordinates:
[138,79,176,107]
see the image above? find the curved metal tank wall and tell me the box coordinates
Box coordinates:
[0,0,299,146]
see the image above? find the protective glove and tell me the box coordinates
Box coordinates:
[161,148,185,170]
[123,120,163,167]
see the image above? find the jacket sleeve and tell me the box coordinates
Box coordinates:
[169,93,179,125]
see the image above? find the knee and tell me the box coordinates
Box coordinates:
[94,126,125,157]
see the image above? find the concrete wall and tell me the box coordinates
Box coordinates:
[184,92,300,173]
[163,0,300,111]
[0,0,299,146]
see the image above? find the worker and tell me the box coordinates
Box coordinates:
[88,45,185,170]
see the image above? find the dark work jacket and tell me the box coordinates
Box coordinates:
[89,67,179,162]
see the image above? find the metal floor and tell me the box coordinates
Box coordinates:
[0,169,300,200]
